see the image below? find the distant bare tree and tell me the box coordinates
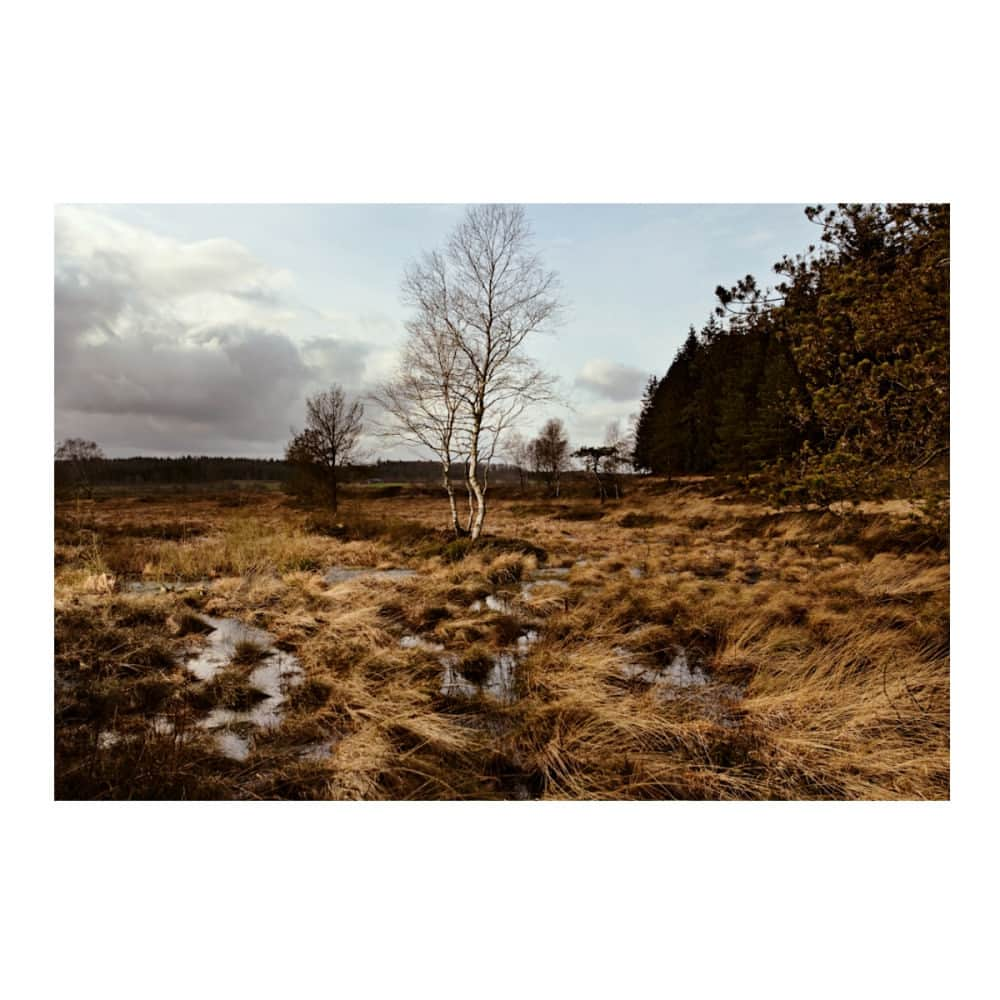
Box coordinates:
[531,418,570,497]
[603,420,631,463]
[286,386,364,510]
[505,431,533,494]
[55,438,105,497]
[400,204,561,540]
[600,421,632,499]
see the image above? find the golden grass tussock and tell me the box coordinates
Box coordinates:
[54,480,949,800]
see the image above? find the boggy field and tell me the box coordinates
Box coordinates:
[53,480,950,800]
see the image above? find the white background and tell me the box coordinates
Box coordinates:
[2,2,992,997]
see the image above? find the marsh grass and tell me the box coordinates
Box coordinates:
[203,666,270,710]
[54,480,949,799]
[231,638,268,666]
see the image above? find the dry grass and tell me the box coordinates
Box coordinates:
[54,479,949,799]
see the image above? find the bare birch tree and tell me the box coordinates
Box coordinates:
[373,319,468,535]
[399,204,560,540]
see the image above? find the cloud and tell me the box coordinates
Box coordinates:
[574,359,647,402]
[300,336,372,389]
[54,207,374,456]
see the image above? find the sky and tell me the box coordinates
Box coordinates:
[54,203,821,459]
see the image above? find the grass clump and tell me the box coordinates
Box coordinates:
[231,638,269,666]
[619,511,660,528]
[203,667,269,711]
[457,645,494,683]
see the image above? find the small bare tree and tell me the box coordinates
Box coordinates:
[531,418,570,497]
[505,431,532,494]
[286,386,364,510]
[601,420,631,498]
[55,438,105,497]
[401,204,560,540]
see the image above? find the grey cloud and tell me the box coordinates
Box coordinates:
[54,212,374,456]
[58,321,309,437]
[574,359,647,402]
[301,336,372,389]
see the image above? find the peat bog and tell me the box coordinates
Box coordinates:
[54,479,949,800]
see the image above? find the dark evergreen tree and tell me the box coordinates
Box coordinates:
[633,203,948,502]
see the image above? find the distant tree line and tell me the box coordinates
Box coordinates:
[54,453,295,488]
[632,204,949,502]
[53,449,546,491]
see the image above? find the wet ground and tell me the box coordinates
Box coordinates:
[98,612,307,761]
[184,615,304,756]
[101,559,744,782]
[325,565,417,584]
[402,561,739,724]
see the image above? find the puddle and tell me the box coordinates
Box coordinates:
[214,730,251,762]
[469,593,516,613]
[400,627,536,705]
[517,630,539,650]
[521,579,569,598]
[401,625,539,702]
[439,625,540,703]
[325,565,416,584]
[441,651,519,703]
[613,646,745,724]
[469,570,576,614]
[183,615,304,757]
[298,740,337,762]
[94,616,311,763]
[150,715,176,736]
[123,578,212,593]
[399,634,445,652]
[615,646,710,691]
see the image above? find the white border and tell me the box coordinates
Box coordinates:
[5,2,993,997]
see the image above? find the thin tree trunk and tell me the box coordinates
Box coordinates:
[469,475,487,540]
[467,415,487,541]
[465,471,476,534]
[442,465,461,536]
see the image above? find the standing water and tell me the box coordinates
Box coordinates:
[184,615,304,756]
